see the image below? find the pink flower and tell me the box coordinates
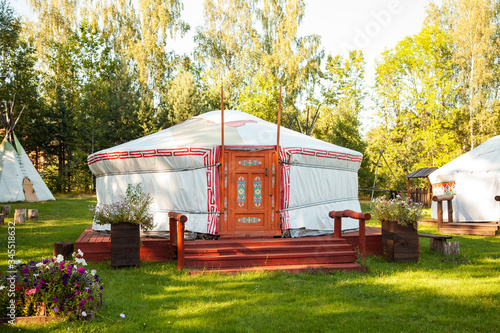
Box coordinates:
[26,288,36,295]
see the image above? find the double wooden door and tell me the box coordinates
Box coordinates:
[219,149,280,237]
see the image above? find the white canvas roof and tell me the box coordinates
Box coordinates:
[0,135,55,203]
[89,110,363,234]
[429,135,500,222]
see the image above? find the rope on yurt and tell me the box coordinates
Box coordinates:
[94,163,221,177]
[278,197,359,212]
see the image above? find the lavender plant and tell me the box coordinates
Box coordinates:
[91,184,155,230]
[371,195,424,228]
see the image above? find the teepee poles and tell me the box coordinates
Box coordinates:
[1,97,25,151]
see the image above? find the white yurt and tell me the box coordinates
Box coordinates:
[429,135,500,222]
[88,110,363,236]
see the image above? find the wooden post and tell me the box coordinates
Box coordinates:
[220,85,225,225]
[28,209,38,220]
[359,218,366,258]
[1,205,11,216]
[0,214,4,225]
[14,208,26,224]
[53,241,74,260]
[447,199,453,223]
[169,217,177,260]
[436,200,443,229]
[329,210,371,260]
[168,212,188,271]
[177,218,185,271]
[333,216,341,239]
[275,87,282,227]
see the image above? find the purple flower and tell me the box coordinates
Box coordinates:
[21,267,29,275]
[62,274,69,286]
[53,297,59,303]
[67,264,73,274]
[77,267,85,274]
[59,262,65,271]
[53,307,59,312]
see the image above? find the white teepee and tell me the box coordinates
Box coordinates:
[0,101,55,203]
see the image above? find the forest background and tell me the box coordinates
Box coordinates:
[1,0,500,195]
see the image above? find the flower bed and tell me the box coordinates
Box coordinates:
[0,250,103,322]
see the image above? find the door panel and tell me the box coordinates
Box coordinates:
[220,149,280,237]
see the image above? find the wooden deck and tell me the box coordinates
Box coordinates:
[419,219,500,236]
[75,226,382,273]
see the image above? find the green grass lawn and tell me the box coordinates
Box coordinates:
[1,197,499,332]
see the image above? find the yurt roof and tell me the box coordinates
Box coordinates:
[429,135,500,184]
[93,110,361,154]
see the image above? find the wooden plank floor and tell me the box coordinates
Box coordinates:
[75,226,383,269]
[419,219,500,236]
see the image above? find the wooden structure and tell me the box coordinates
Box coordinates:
[418,234,459,255]
[433,194,454,228]
[381,220,419,263]
[168,211,188,271]
[53,241,74,260]
[1,205,11,216]
[110,222,140,268]
[406,168,437,206]
[329,210,370,260]
[14,208,26,223]
[28,209,38,220]
[76,226,382,274]
[419,219,500,236]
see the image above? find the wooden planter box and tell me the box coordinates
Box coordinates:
[382,220,419,263]
[111,222,140,268]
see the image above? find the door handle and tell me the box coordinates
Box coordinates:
[265,168,268,176]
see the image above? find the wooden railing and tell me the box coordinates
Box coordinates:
[432,195,454,228]
[168,211,188,271]
[328,210,371,260]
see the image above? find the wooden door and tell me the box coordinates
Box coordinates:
[220,149,280,237]
[23,178,38,202]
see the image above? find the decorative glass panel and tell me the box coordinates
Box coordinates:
[238,160,262,166]
[253,176,262,207]
[237,217,261,223]
[237,177,246,207]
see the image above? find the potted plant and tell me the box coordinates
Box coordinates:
[92,184,154,268]
[372,195,423,263]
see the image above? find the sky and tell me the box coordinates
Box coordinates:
[9,0,436,128]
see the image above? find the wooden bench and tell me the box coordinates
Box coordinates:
[419,234,459,255]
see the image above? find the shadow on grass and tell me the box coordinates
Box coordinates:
[0,197,499,332]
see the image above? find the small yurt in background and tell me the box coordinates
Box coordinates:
[429,135,500,222]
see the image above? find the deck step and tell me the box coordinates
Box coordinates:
[185,243,353,256]
[185,236,347,249]
[188,263,366,275]
[186,251,358,269]
[184,236,362,272]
